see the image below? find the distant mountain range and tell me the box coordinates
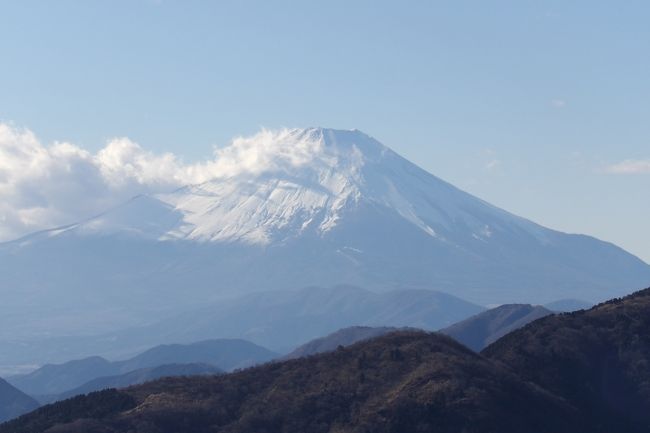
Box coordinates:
[0,306,563,418]
[284,303,555,357]
[7,339,276,398]
[0,379,38,424]
[544,298,593,312]
[113,286,484,354]
[283,326,399,359]
[1,128,648,348]
[6,286,649,433]
[440,304,554,351]
[53,363,221,404]
[0,286,484,370]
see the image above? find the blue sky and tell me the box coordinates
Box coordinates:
[1,0,649,261]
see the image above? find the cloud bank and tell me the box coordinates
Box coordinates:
[0,124,323,242]
[605,159,650,174]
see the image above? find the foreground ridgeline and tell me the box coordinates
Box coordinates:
[1,333,577,433]
[483,287,650,431]
[3,287,650,433]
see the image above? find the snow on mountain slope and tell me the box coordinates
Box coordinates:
[1,128,649,342]
[36,127,544,246]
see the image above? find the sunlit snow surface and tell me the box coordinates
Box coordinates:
[62,128,547,247]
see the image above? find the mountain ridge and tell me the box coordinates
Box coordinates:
[0,286,482,370]
[3,128,552,247]
[440,304,554,351]
[1,127,648,347]
[52,363,222,404]
[6,286,650,432]
[483,287,650,431]
[0,332,582,433]
[0,378,39,423]
[7,339,276,397]
[283,326,400,360]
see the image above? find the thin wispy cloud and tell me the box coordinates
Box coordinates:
[484,159,501,171]
[605,159,650,174]
[480,148,502,173]
[551,99,566,108]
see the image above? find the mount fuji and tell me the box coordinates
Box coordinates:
[1,128,649,339]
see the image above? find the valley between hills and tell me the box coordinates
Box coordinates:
[1,287,649,433]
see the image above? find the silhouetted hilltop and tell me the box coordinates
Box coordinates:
[440,304,553,351]
[283,326,398,359]
[483,287,650,431]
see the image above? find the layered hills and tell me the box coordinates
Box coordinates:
[54,364,221,403]
[0,286,483,368]
[1,128,648,346]
[283,326,398,359]
[8,339,275,398]
[483,287,650,430]
[5,287,650,433]
[1,332,579,433]
[441,304,553,351]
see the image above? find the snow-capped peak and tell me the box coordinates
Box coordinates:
[157,128,389,244]
[5,127,650,310]
[34,127,541,247]
[205,127,389,183]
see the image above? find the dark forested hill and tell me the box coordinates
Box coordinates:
[3,287,650,433]
[0,332,580,433]
[483,287,650,432]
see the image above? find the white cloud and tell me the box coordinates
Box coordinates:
[605,159,650,174]
[0,123,324,241]
[208,128,324,178]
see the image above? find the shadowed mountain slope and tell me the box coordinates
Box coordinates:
[440,304,553,351]
[54,363,221,403]
[0,378,39,423]
[8,339,275,397]
[483,287,650,432]
[7,357,115,399]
